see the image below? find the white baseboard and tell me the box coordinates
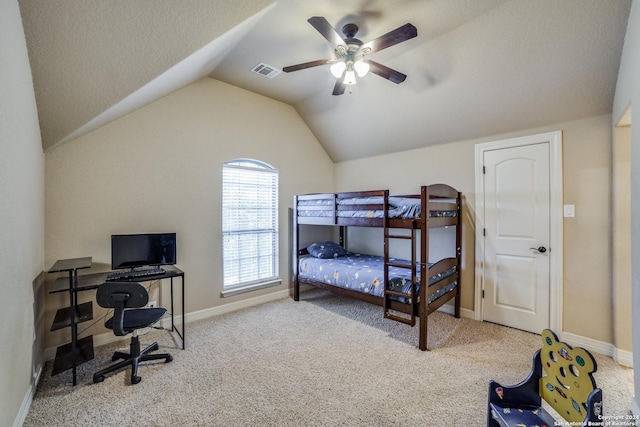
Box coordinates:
[560,331,633,368]
[14,363,43,427]
[161,288,292,326]
[614,347,635,368]
[437,304,474,319]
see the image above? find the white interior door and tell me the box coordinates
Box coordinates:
[481,141,551,333]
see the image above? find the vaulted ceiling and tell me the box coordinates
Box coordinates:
[19,0,631,162]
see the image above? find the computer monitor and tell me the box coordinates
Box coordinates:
[111,233,176,270]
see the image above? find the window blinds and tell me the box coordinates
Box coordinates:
[222,161,278,288]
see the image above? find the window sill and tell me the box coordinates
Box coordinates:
[221,279,282,298]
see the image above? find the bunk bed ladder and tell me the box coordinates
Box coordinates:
[383,207,417,326]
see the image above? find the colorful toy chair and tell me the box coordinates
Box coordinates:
[487,329,602,427]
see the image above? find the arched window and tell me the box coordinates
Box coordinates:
[222,159,279,295]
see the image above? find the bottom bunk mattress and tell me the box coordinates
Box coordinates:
[298,252,457,303]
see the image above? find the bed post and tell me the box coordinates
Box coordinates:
[454,191,462,318]
[292,196,300,301]
[419,185,429,351]
[339,225,347,249]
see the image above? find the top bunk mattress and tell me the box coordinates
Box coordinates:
[297,196,457,220]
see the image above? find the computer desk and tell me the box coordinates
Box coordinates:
[52,265,186,350]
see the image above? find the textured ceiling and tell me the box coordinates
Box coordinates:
[20,0,631,162]
[19,0,273,150]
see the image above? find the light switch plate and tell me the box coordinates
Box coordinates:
[563,204,575,217]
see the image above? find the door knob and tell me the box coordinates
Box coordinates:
[530,246,547,253]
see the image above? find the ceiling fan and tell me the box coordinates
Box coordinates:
[282,16,417,95]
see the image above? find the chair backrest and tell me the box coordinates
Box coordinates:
[539,329,601,423]
[96,281,148,309]
[96,282,148,336]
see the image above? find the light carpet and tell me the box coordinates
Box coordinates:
[25,289,633,426]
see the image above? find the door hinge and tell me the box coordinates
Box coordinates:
[482,289,485,298]
[483,228,486,236]
[483,166,486,174]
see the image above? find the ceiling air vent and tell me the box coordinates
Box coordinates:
[251,63,281,79]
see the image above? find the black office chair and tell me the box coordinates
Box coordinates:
[93,282,172,384]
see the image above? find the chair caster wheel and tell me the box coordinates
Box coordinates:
[93,376,105,383]
[131,376,141,384]
[166,355,173,363]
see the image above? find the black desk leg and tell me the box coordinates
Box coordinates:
[169,275,185,350]
[69,270,77,386]
[181,273,187,350]
[181,273,185,349]
[170,277,174,333]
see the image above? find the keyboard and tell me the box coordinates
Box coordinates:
[106,267,166,281]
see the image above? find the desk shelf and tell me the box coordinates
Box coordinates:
[51,335,94,376]
[50,276,100,293]
[50,301,93,331]
[48,257,92,273]
[47,257,93,385]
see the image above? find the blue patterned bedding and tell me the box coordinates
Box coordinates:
[298,252,457,303]
[297,196,457,219]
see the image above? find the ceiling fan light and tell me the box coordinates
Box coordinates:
[343,70,357,85]
[354,60,370,77]
[330,61,346,78]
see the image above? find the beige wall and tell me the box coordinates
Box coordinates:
[561,115,613,341]
[44,77,334,349]
[0,0,46,425]
[335,114,616,345]
[613,124,632,353]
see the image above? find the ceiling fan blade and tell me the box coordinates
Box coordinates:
[361,23,417,54]
[332,79,346,96]
[368,60,407,84]
[308,16,345,48]
[282,59,331,73]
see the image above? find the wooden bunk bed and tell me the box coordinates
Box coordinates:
[291,184,462,351]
